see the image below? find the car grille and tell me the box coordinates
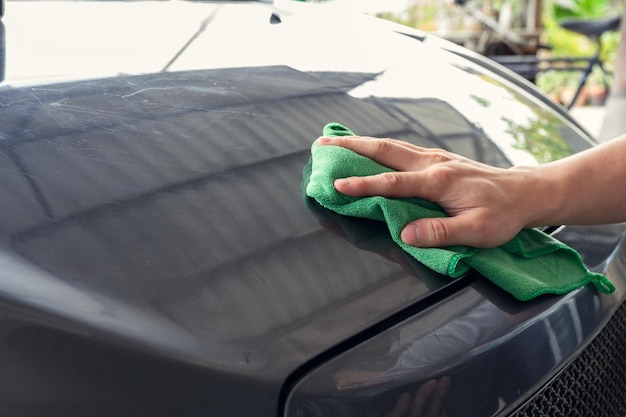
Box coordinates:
[511,301,626,417]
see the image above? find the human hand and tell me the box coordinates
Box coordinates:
[387,378,451,417]
[317,136,542,248]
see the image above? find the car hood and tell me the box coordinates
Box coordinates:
[0,1,625,416]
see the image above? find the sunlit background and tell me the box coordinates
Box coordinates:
[323,0,623,110]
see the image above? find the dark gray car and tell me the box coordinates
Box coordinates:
[0,1,624,416]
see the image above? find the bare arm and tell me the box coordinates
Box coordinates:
[529,135,626,227]
[317,135,626,248]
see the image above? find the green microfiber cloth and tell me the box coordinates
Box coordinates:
[303,123,615,301]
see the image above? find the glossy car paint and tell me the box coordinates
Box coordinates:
[0,1,624,416]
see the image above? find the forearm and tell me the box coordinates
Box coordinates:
[523,135,626,228]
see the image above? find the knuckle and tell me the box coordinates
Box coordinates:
[428,165,454,185]
[378,171,401,189]
[373,138,395,155]
[429,149,454,163]
[428,218,450,246]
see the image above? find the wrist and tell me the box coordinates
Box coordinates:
[509,164,564,229]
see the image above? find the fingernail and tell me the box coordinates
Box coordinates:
[317,136,333,145]
[334,178,349,188]
[401,224,420,246]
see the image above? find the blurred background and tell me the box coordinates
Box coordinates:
[306,0,624,109]
[299,0,625,140]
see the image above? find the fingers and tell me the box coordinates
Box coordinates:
[410,379,438,417]
[335,175,491,248]
[334,172,438,199]
[388,392,412,417]
[317,136,454,172]
[401,217,467,248]
[316,135,522,248]
[416,377,450,417]
[401,215,511,249]
[388,378,451,417]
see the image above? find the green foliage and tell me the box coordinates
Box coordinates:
[377,2,442,32]
[538,0,621,95]
[546,0,621,59]
[505,114,575,163]
[542,13,595,58]
[552,0,609,20]
[374,0,621,102]
[601,29,621,65]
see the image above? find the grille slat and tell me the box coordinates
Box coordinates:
[512,301,626,417]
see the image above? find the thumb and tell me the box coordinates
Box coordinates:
[400,216,484,248]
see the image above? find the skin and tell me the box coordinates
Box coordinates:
[388,378,450,417]
[317,134,626,249]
